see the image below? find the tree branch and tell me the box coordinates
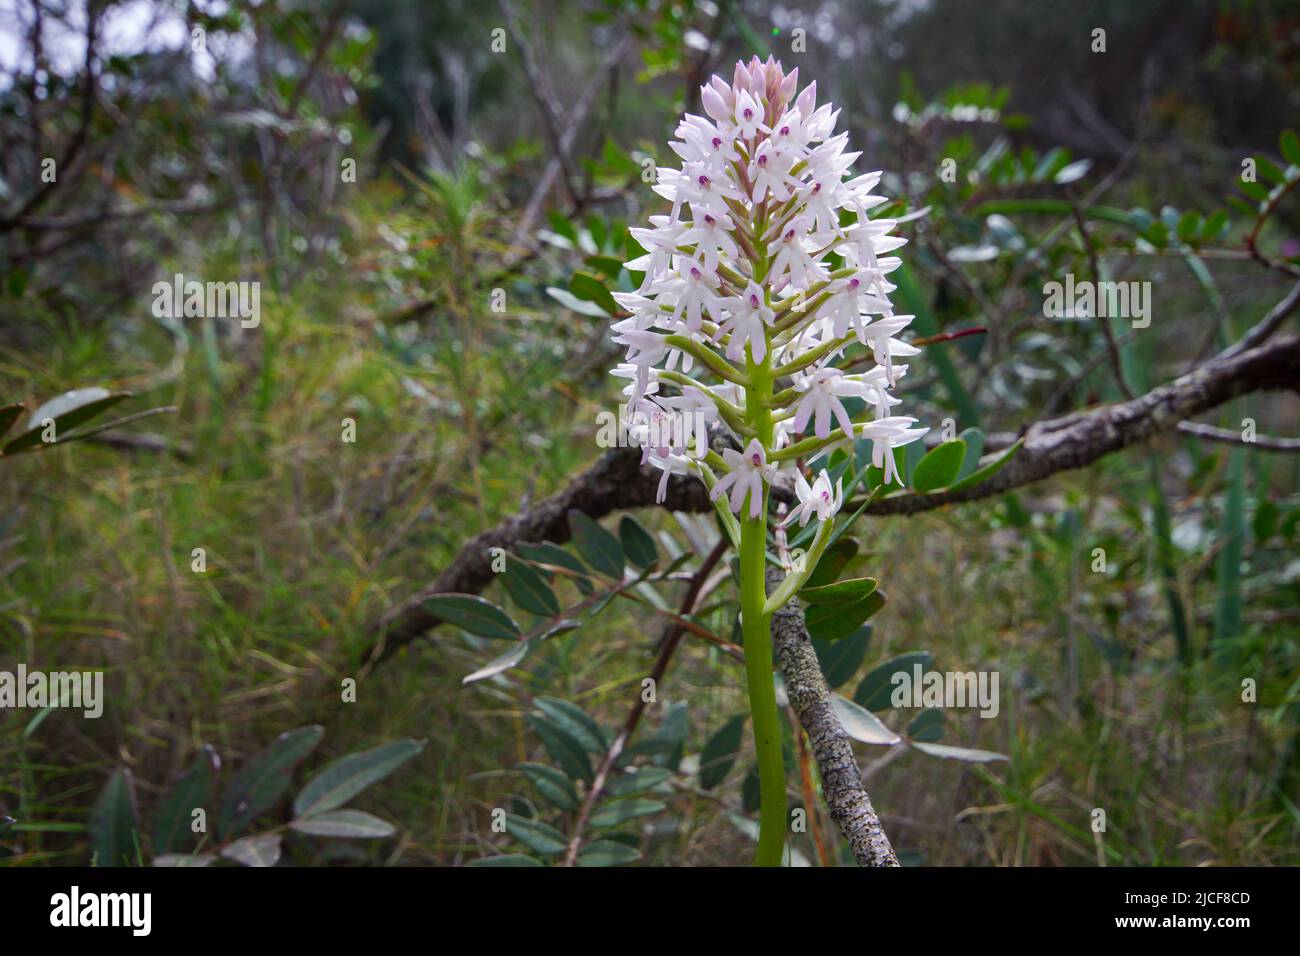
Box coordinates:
[766,566,899,867]
[361,446,716,666]
[1177,421,1300,452]
[861,333,1299,516]
[364,334,1298,662]
[1219,279,1300,361]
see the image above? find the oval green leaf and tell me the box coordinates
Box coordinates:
[505,813,568,855]
[463,640,531,684]
[219,725,324,838]
[152,745,217,855]
[220,833,282,867]
[520,762,580,811]
[699,714,746,790]
[4,388,131,454]
[944,439,1022,493]
[854,652,934,711]
[534,697,608,753]
[589,798,666,828]
[568,271,621,315]
[907,708,946,742]
[805,590,886,642]
[604,766,672,797]
[814,626,872,690]
[803,536,860,590]
[577,839,642,867]
[798,576,879,606]
[526,715,593,782]
[501,560,560,617]
[421,593,521,640]
[910,741,1008,763]
[293,738,424,819]
[619,515,659,569]
[516,541,594,594]
[911,440,966,492]
[90,768,139,867]
[830,694,901,746]
[546,285,609,317]
[567,510,624,579]
[290,809,397,839]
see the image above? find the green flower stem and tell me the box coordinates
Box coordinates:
[739,346,787,867]
[664,335,750,386]
[769,429,850,463]
[770,289,835,335]
[771,332,856,378]
[763,518,833,615]
[655,370,752,436]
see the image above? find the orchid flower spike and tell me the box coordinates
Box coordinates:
[612,58,921,525]
[609,57,924,869]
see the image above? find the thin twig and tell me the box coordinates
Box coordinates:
[559,537,728,866]
[1176,421,1300,452]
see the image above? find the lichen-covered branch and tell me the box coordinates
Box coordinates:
[361,445,717,665]
[767,566,900,868]
[862,333,1299,516]
[364,333,1297,663]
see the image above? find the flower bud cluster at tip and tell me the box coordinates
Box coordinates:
[609,56,929,524]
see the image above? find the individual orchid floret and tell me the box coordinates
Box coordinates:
[767,218,828,291]
[646,451,697,504]
[677,213,739,274]
[716,282,773,364]
[827,272,892,341]
[733,89,767,139]
[787,469,843,527]
[859,417,930,487]
[666,259,720,334]
[711,438,775,519]
[790,368,860,440]
[861,315,922,385]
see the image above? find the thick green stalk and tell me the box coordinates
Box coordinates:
[740,348,786,867]
[740,511,785,865]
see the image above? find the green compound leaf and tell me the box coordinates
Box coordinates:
[505,814,568,856]
[520,762,580,811]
